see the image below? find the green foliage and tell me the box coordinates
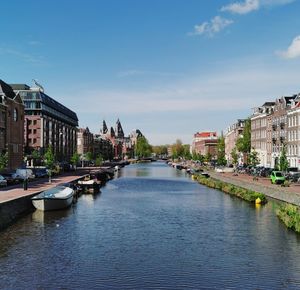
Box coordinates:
[204,152,212,163]
[135,136,152,158]
[85,151,93,162]
[192,151,204,163]
[95,154,103,166]
[70,152,80,166]
[217,136,227,166]
[248,148,260,167]
[182,144,192,160]
[231,147,239,166]
[196,175,267,204]
[152,145,168,156]
[277,204,300,233]
[236,119,251,154]
[0,152,8,171]
[43,146,55,182]
[279,145,289,172]
[43,146,55,170]
[31,149,41,166]
[171,139,184,159]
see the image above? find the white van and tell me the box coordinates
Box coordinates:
[15,168,35,180]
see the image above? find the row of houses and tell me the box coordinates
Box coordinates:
[0,79,143,170]
[191,93,300,170]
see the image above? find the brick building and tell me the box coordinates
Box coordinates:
[191,132,218,158]
[0,80,25,170]
[224,119,245,165]
[77,127,94,156]
[11,83,78,163]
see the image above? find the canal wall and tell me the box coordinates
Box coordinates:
[209,172,300,206]
[0,193,37,231]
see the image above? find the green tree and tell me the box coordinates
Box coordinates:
[248,148,260,167]
[85,151,93,165]
[31,149,41,167]
[171,139,184,160]
[204,152,212,163]
[217,136,227,166]
[135,136,152,158]
[70,152,80,170]
[279,145,289,172]
[95,154,103,167]
[231,147,239,167]
[0,152,8,172]
[44,146,55,183]
[182,144,192,160]
[236,119,251,164]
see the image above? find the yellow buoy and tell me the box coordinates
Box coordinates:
[255,197,262,204]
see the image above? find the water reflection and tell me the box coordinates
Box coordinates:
[1,162,300,289]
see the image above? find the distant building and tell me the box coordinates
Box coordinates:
[100,119,142,159]
[191,132,218,158]
[93,134,113,161]
[271,95,297,168]
[0,80,25,170]
[286,95,300,169]
[251,102,275,167]
[77,127,94,156]
[11,83,78,163]
[224,119,246,165]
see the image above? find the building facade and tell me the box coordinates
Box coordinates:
[191,132,218,158]
[0,80,25,170]
[251,102,274,167]
[11,84,78,163]
[286,95,300,169]
[77,127,94,156]
[271,96,296,168]
[224,119,245,165]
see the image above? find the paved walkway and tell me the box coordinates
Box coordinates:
[210,172,300,205]
[0,170,90,204]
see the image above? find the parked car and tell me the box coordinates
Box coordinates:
[289,172,300,183]
[1,173,22,185]
[15,168,35,180]
[32,168,48,178]
[0,175,7,187]
[270,171,286,185]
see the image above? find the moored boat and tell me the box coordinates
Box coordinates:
[31,185,74,211]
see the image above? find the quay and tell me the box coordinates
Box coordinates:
[0,166,116,231]
[204,171,300,206]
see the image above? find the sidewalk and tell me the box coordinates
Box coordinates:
[210,171,300,206]
[0,170,89,204]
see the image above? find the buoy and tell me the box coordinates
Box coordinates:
[255,197,262,204]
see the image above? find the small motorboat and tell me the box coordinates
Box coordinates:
[31,185,74,211]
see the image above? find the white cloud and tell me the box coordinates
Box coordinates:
[189,16,233,37]
[261,0,295,6]
[278,36,300,59]
[221,0,260,14]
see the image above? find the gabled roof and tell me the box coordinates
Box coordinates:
[0,80,16,99]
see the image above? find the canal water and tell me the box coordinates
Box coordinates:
[1,162,300,289]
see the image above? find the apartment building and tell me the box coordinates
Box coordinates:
[224,119,245,165]
[11,84,78,163]
[271,96,297,168]
[77,127,94,156]
[251,102,274,167]
[286,95,300,169]
[0,80,24,170]
[191,132,218,158]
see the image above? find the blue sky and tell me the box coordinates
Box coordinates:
[1,0,300,145]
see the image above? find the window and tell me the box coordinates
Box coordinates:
[13,109,18,121]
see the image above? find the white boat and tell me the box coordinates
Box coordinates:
[31,185,74,211]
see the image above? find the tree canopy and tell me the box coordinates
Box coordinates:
[135,136,152,158]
